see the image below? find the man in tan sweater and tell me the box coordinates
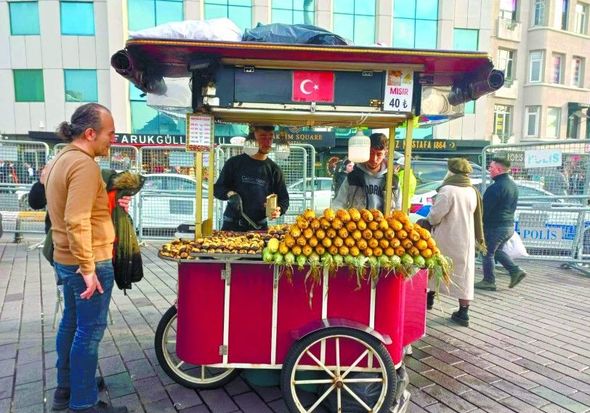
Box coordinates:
[46,103,127,413]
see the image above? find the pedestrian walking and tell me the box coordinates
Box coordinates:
[424,158,486,327]
[475,156,526,291]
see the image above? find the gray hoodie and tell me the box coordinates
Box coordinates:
[332,163,400,212]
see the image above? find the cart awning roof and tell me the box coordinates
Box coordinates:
[115,39,493,87]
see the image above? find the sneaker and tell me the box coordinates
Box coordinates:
[52,377,106,411]
[67,401,127,413]
[451,311,469,327]
[474,280,497,291]
[509,270,527,288]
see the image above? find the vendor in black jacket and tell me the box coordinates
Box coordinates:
[214,124,289,231]
[475,156,526,291]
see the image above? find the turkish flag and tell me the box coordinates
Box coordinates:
[292,71,335,103]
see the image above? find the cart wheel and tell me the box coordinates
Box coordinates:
[281,327,396,413]
[154,305,239,389]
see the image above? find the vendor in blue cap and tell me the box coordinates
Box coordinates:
[213,123,289,231]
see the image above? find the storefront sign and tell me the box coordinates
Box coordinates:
[383,69,414,113]
[114,133,186,146]
[394,139,457,151]
[283,129,335,147]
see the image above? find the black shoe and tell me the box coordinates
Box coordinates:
[426,291,435,310]
[509,270,526,288]
[52,377,107,410]
[67,401,127,413]
[451,311,469,327]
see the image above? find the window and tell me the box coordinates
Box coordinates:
[64,70,97,102]
[551,53,564,84]
[494,104,512,140]
[525,106,540,137]
[529,50,543,82]
[393,0,438,49]
[571,56,584,87]
[61,1,95,35]
[272,0,314,25]
[500,0,517,20]
[333,0,376,45]
[13,70,44,102]
[574,3,589,34]
[497,49,515,81]
[128,0,184,32]
[9,2,40,35]
[204,0,252,32]
[130,85,186,134]
[546,107,561,138]
[554,0,569,29]
[453,29,479,51]
[533,0,545,25]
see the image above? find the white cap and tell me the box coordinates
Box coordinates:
[395,156,405,166]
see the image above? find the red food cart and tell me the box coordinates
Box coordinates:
[112,38,503,412]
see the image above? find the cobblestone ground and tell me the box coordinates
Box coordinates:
[1,237,589,413]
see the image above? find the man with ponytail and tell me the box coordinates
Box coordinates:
[45,103,127,413]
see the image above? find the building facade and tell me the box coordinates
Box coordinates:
[490,0,590,142]
[0,0,588,142]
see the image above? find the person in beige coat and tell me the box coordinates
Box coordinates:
[426,158,486,327]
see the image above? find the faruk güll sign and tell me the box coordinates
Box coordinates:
[114,133,186,146]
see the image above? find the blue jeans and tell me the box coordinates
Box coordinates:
[55,260,114,410]
[482,226,521,283]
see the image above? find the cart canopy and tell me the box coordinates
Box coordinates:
[112,39,503,128]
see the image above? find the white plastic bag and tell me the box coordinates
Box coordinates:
[502,232,529,259]
[129,18,242,42]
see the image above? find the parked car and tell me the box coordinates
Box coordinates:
[137,174,214,235]
[409,159,483,185]
[287,177,333,214]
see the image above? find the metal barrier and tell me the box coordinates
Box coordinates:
[0,139,322,241]
[481,140,590,272]
[54,143,140,172]
[0,140,50,238]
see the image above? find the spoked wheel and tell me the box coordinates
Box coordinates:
[154,305,239,389]
[281,327,396,413]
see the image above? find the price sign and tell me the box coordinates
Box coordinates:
[383,70,414,113]
[186,114,214,152]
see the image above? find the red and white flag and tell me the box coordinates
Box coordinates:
[292,71,335,103]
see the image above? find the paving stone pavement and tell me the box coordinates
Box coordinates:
[1,237,590,413]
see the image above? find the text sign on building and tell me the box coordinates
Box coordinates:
[283,128,336,147]
[114,133,186,146]
[524,149,562,169]
[186,114,214,152]
[394,139,456,151]
[383,70,414,113]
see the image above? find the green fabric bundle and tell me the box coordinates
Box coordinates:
[102,170,146,292]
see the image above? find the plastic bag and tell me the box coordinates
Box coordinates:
[320,373,382,412]
[129,18,242,42]
[502,232,529,259]
[243,23,351,45]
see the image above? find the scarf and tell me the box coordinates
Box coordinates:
[439,173,487,254]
